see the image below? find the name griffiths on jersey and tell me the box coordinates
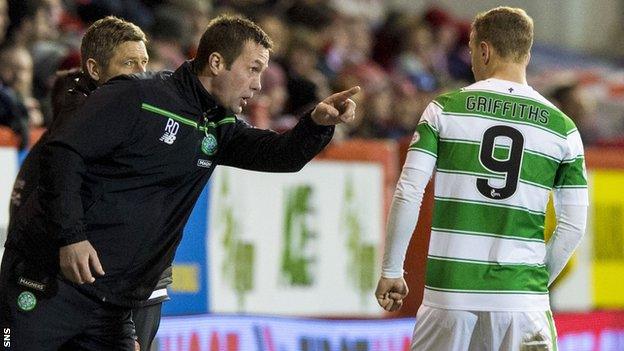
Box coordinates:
[465,95,549,125]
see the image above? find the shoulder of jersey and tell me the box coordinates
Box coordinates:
[433,88,464,110]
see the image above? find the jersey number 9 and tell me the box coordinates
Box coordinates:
[477,125,524,200]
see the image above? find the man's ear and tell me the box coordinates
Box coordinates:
[207,52,226,75]
[480,41,490,65]
[85,58,101,81]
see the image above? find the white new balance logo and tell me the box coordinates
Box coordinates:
[160,118,179,145]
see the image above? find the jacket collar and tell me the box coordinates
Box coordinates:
[171,60,233,121]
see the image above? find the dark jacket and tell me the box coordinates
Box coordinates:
[8,70,170,305]
[6,61,334,307]
[8,69,95,229]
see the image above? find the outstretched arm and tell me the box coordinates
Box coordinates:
[219,86,360,172]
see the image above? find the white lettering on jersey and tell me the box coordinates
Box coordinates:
[160,118,179,145]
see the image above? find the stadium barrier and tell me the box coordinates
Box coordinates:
[152,310,624,351]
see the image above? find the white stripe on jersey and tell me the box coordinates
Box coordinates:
[428,230,546,265]
[433,172,550,214]
[423,288,551,312]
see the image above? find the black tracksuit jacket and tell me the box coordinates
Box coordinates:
[8,70,171,305]
[5,61,334,307]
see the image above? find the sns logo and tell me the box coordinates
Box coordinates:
[4,328,9,348]
[160,118,179,145]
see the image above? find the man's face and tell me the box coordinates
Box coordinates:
[211,40,269,114]
[99,40,149,83]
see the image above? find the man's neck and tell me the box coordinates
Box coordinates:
[196,74,214,95]
[487,61,527,85]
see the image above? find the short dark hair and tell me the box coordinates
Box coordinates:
[472,7,533,63]
[80,16,147,72]
[194,15,273,71]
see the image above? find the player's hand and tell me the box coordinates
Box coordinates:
[375,276,409,312]
[59,240,105,284]
[311,86,360,125]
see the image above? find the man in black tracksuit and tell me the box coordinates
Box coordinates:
[7,17,177,351]
[4,17,166,351]
[9,70,172,350]
[0,15,359,350]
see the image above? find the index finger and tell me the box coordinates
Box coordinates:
[324,86,361,104]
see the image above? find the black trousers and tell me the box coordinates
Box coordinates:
[132,302,162,351]
[0,249,135,351]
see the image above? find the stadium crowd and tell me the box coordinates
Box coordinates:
[0,0,621,149]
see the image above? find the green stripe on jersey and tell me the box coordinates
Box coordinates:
[437,139,559,188]
[432,197,546,241]
[142,103,236,131]
[554,157,587,187]
[142,103,197,127]
[425,256,549,293]
[409,122,439,156]
[434,90,576,137]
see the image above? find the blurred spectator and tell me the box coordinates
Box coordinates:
[75,0,153,29]
[0,0,8,44]
[0,44,43,129]
[423,7,456,85]
[333,62,390,139]
[330,0,385,26]
[284,0,334,30]
[8,0,66,125]
[447,21,473,83]
[0,45,32,98]
[359,85,401,139]
[391,78,431,135]
[323,16,376,76]
[0,84,28,148]
[322,14,350,74]
[372,11,411,70]
[168,0,212,56]
[257,13,289,64]
[214,0,280,18]
[248,62,288,130]
[75,0,123,25]
[286,77,318,117]
[286,30,330,103]
[7,0,60,45]
[146,46,168,72]
[149,4,192,70]
[394,21,438,92]
[0,44,37,148]
[551,82,601,146]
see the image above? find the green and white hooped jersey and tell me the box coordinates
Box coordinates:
[411,78,588,311]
